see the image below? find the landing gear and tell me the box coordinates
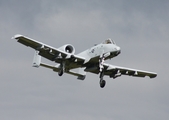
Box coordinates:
[99,55,105,72]
[58,68,64,76]
[100,79,106,88]
[99,70,106,88]
[58,61,65,76]
[99,55,107,88]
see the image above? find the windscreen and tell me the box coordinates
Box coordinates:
[103,38,116,44]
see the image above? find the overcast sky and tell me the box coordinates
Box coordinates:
[1,0,169,120]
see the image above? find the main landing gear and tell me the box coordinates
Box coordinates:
[58,62,65,76]
[58,68,64,76]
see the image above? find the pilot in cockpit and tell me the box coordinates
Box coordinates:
[102,38,116,45]
[106,38,112,44]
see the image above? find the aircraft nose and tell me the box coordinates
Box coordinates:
[116,46,121,55]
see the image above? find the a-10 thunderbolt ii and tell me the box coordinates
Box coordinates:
[12,34,157,88]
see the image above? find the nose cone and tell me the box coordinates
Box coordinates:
[116,46,121,55]
[117,46,120,51]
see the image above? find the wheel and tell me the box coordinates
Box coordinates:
[100,80,106,88]
[58,69,64,76]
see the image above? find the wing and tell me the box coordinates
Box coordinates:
[13,34,85,69]
[103,64,157,78]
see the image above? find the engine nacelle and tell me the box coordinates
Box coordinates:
[58,44,75,54]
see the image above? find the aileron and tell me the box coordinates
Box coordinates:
[14,34,43,49]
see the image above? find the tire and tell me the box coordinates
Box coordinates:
[58,69,63,76]
[100,80,106,88]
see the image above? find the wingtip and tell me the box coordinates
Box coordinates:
[11,34,23,39]
[150,73,157,78]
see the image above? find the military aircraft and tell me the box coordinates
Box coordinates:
[12,34,157,88]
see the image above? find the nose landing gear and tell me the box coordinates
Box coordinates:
[99,55,107,88]
[100,79,106,88]
[99,69,106,88]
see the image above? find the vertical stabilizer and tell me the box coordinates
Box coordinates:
[77,68,86,80]
[33,51,41,67]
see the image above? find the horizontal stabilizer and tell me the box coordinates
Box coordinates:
[40,63,86,80]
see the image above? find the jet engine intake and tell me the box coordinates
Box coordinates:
[58,44,75,54]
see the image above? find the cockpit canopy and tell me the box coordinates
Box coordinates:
[103,38,116,45]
